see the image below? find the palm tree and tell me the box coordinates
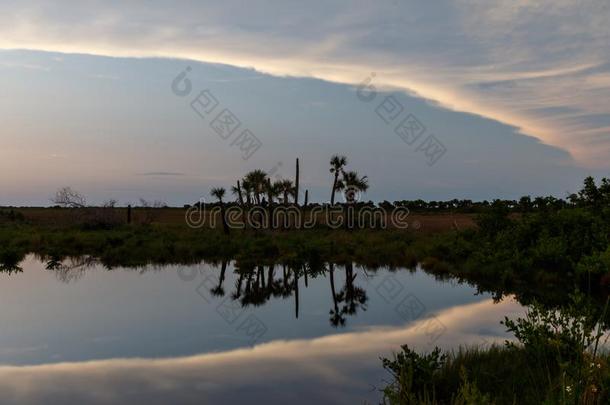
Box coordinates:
[210,187,229,234]
[342,170,369,202]
[329,155,348,205]
[211,260,228,296]
[265,179,280,204]
[231,180,244,206]
[275,179,295,204]
[241,179,253,205]
[328,263,345,327]
[244,170,268,204]
[342,171,368,229]
[231,181,248,228]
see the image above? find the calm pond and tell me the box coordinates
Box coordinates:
[0,256,524,404]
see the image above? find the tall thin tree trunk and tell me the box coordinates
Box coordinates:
[267,178,273,229]
[220,201,229,235]
[283,265,288,289]
[345,262,355,295]
[329,264,339,316]
[267,265,275,296]
[215,260,227,293]
[235,273,244,298]
[345,202,353,230]
[237,181,246,228]
[331,172,338,205]
[295,158,300,206]
[294,269,299,319]
[236,181,244,206]
[258,265,265,288]
[300,189,308,229]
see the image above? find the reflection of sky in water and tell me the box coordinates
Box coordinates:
[0,256,524,404]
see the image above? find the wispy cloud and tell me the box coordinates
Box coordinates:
[138,172,186,177]
[0,1,608,167]
[0,61,50,71]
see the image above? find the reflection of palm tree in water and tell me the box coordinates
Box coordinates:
[328,263,345,327]
[343,262,368,315]
[211,260,228,297]
[223,259,367,327]
[232,263,284,307]
[242,266,272,307]
[230,261,304,317]
[329,262,368,327]
[232,265,250,300]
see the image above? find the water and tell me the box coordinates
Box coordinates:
[0,255,524,404]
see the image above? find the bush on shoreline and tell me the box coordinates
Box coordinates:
[382,295,610,405]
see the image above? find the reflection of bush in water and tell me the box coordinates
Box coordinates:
[0,248,24,274]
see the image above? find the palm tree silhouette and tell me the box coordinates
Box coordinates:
[210,187,229,234]
[342,171,369,202]
[231,181,244,206]
[329,155,348,205]
[328,263,346,327]
[244,170,268,204]
[241,179,253,205]
[341,262,367,316]
[342,170,368,229]
[275,179,295,205]
[211,260,228,296]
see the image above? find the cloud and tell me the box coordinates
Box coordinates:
[139,172,186,177]
[0,1,608,167]
[0,60,50,71]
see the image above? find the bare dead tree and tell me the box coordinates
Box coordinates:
[47,256,98,283]
[52,187,87,208]
[51,188,122,228]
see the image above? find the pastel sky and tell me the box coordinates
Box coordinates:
[1,0,609,205]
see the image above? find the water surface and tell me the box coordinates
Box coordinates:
[0,256,523,404]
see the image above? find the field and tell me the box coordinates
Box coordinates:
[6,207,477,233]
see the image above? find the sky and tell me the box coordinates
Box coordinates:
[1,0,609,206]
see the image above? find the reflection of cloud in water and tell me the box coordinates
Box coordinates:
[0,298,523,405]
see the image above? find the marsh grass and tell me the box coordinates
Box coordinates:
[0,222,428,269]
[382,295,610,405]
